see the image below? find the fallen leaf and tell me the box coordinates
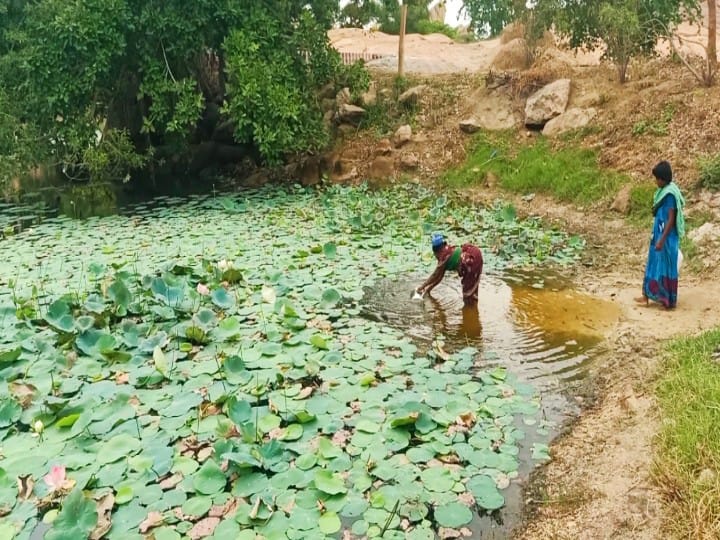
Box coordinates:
[297,387,313,400]
[209,497,238,518]
[331,430,350,447]
[159,473,183,490]
[456,412,477,428]
[9,382,37,409]
[114,372,129,385]
[439,527,462,539]
[17,475,34,500]
[197,447,213,462]
[248,497,262,520]
[457,491,476,507]
[459,528,473,537]
[139,511,164,533]
[89,492,115,540]
[267,427,284,440]
[188,517,220,539]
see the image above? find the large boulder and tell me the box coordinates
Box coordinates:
[460,93,519,132]
[490,38,531,71]
[524,79,571,126]
[688,222,720,246]
[542,107,597,136]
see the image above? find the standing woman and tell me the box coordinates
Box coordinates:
[636,160,685,309]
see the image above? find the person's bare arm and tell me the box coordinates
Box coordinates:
[417,262,446,295]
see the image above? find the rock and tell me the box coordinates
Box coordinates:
[399,85,429,106]
[322,110,334,128]
[688,222,720,245]
[337,104,365,125]
[331,158,358,183]
[611,185,632,215]
[360,82,377,107]
[369,156,395,179]
[490,38,531,71]
[400,153,419,170]
[524,78,571,126]
[376,139,393,155]
[573,89,603,108]
[393,124,412,147]
[335,87,351,108]
[459,119,481,134]
[698,468,716,485]
[461,93,520,131]
[542,107,597,136]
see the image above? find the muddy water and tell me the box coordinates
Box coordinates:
[361,271,621,538]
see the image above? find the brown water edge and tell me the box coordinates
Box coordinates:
[360,269,621,538]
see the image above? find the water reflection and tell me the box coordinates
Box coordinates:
[362,272,621,538]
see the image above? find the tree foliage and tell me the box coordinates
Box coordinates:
[0,0,363,185]
[462,0,702,81]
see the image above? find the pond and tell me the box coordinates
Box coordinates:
[0,183,616,540]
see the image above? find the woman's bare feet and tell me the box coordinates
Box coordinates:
[634,295,649,306]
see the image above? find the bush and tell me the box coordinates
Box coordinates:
[698,153,720,191]
[416,20,459,40]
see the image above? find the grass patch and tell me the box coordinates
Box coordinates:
[443,132,627,204]
[698,152,720,191]
[655,329,720,539]
[632,103,676,137]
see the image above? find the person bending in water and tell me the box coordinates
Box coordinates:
[415,233,484,307]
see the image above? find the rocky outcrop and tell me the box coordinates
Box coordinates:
[393,125,412,147]
[524,79,571,126]
[400,153,419,171]
[689,222,720,245]
[337,104,366,125]
[336,87,351,108]
[542,107,597,136]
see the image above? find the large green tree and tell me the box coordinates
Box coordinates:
[0,0,364,186]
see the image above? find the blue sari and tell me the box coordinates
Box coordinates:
[642,193,679,308]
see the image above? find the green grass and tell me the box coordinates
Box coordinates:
[655,329,720,539]
[698,152,720,191]
[443,132,628,204]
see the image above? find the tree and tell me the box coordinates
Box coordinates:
[461,0,525,37]
[339,0,379,28]
[0,0,363,186]
[708,0,717,80]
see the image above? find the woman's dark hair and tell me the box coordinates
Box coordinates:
[652,160,673,184]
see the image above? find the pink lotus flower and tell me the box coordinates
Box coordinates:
[196,283,210,296]
[44,465,72,492]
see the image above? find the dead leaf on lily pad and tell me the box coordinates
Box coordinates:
[139,511,164,533]
[439,527,462,539]
[209,497,238,519]
[188,516,220,539]
[9,382,37,408]
[457,491,476,507]
[114,372,129,385]
[159,473,183,490]
[89,492,114,540]
[297,386,313,400]
[17,475,34,500]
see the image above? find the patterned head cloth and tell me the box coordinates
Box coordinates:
[431,232,445,251]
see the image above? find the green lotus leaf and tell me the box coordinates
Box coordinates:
[467,474,505,510]
[313,469,347,495]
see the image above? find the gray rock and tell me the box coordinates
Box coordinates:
[543,107,597,136]
[393,124,412,147]
[399,85,429,106]
[525,79,571,126]
[337,104,366,124]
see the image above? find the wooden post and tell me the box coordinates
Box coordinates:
[398,3,408,77]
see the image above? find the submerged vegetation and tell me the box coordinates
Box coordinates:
[0,184,582,539]
[655,329,720,539]
[443,132,628,204]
